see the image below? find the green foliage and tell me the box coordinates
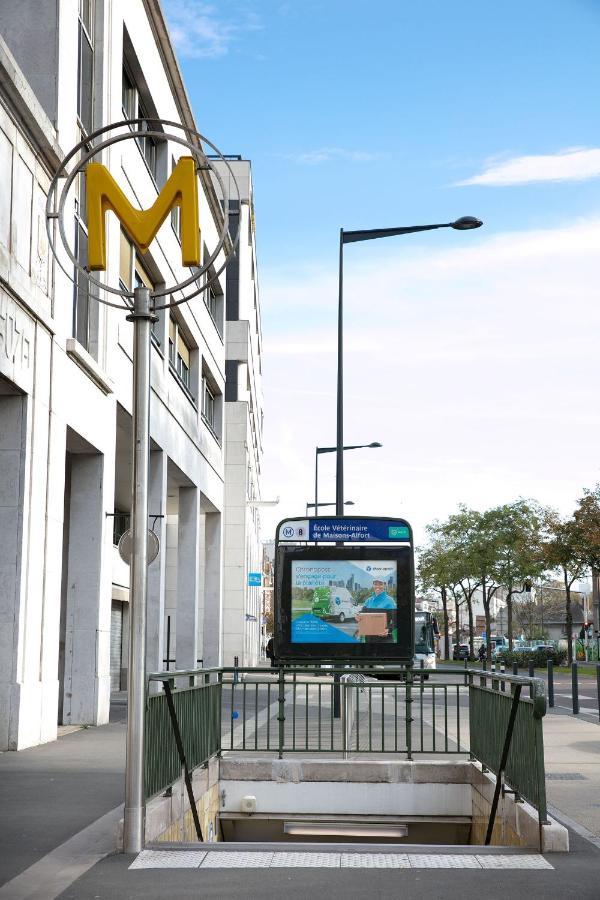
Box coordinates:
[495,647,567,667]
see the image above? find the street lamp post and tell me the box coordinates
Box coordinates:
[315,443,381,516]
[335,217,482,515]
[306,500,354,516]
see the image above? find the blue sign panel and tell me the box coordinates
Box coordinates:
[248,572,262,587]
[308,518,410,543]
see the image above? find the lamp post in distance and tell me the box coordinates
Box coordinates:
[315,442,381,516]
[306,500,355,516]
[335,216,483,516]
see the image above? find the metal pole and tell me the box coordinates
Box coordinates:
[335,230,344,517]
[314,447,319,518]
[547,658,554,708]
[123,286,153,853]
[572,662,579,715]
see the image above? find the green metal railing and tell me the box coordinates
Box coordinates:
[144,664,548,835]
[469,679,547,825]
[144,675,220,801]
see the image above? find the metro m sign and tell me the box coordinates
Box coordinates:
[86,156,200,271]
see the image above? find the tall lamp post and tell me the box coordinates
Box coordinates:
[306,500,354,516]
[315,443,381,515]
[335,217,482,515]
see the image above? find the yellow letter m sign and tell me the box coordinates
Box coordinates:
[86,156,200,271]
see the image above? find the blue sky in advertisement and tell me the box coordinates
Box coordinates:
[163,1,600,545]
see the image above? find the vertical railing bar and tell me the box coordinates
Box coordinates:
[406,669,413,760]
[254,683,258,750]
[368,685,372,752]
[356,683,360,751]
[330,681,334,750]
[266,682,271,749]
[381,685,385,752]
[456,685,461,750]
[305,682,309,751]
[444,685,448,752]
[162,680,203,841]
[420,676,424,751]
[292,675,297,750]
[432,685,436,752]
[394,684,398,752]
[277,666,285,759]
[230,682,235,750]
[318,682,322,751]
[242,681,247,749]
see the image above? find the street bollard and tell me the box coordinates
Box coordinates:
[547,658,554,708]
[596,665,600,723]
[572,662,579,715]
[500,663,506,693]
[233,655,239,685]
[512,661,518,676]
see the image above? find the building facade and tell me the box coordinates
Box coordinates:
[214,158,265,667]
[0,0,259,749]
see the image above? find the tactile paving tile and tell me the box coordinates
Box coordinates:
[200,851,274,868]
[271,852,341,867]
[476,855,553,869]
[408,854,482,868]
[341,853,411,868]
[129,849,206,869]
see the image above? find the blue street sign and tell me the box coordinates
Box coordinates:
[248,572,262,587]
[308,518,411,543]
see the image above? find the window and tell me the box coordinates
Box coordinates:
[202,375,216,431]
[122,63,159,180]
[206,281,218,322]
[77,0,94,134]
[119,229,133,291]
[73,165,98,353]
[169,316,192,394]
[170,156,181,236]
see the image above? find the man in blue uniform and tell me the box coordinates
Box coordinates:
[356,577,396,643]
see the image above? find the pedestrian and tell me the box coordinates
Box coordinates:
[266,636,275,668]
[478,643,486,663]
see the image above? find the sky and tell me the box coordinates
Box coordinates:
[162,0,600,548]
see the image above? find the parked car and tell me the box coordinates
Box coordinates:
[453,643,470,660]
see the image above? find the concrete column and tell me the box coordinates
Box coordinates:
[146,449,167,690]
[203,510,223,668]
[176,486,201,670]
[62,452,109,725]
[0,394,27,750]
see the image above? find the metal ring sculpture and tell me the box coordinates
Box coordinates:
[45,119,241,310]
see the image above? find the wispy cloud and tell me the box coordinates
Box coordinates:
[163,1,261,59]
[278,147,387,165]
[456,148,600,186]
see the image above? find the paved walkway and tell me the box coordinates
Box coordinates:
[2,689,600,899]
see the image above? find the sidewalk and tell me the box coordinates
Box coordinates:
[1,696,600,899]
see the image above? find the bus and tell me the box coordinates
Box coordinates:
[414,611,438,670]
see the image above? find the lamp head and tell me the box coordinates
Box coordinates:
[369,442,383,448]
[451,216,483,231]
[344,501,355,506]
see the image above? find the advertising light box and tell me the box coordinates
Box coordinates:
[275,545,414,662]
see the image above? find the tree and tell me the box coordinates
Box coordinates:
[487,500,546,651]
[418,532,462,659]
[439,507,483,660]
[544,511,588,664]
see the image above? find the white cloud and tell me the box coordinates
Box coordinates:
[259,217,600,545]
[456,148,600,186]
[163,1,260,59]
[278,147,387,165]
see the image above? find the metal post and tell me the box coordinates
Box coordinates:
[596,664,600,723]
[547,658,554,708]
[528,658,534,699]
[314,447,319,519]
[335,230,344,516]
[124,286,153,854]
[572,662,579,715]
[333,672,341,718]
[277,666,285,759]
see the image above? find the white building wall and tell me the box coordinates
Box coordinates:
[0,0,230,749]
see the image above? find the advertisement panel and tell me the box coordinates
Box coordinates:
[275,545,414,662]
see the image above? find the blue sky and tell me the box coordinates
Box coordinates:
[163,0,600,544]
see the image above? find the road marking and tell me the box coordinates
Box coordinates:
[555,705,600,717]
[0,804,122,900]
[555,693,595,700]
